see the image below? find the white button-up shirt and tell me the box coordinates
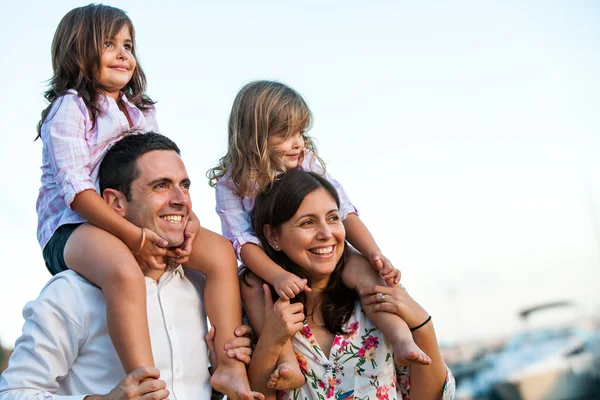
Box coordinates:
[0,267,212,400]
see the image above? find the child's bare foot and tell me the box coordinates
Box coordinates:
[393,339,431,366]
[267,362,305,390]
[211,363,264,400]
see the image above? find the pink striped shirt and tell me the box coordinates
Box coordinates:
[36,89,159,249]
[215,150,358,259]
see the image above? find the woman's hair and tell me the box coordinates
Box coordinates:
[207,80,325,196]
[36,4,155,140]
[252,169,357,334]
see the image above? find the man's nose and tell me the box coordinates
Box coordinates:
[171,187,190,207]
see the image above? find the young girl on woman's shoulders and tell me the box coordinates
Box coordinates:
[208,80,431,391]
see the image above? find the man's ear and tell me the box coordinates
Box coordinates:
[102,188,127,217]
[263,224,281,251]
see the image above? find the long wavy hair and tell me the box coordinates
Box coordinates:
[35,4,155,140]
[252,169,357,334]
[207,80,325,197]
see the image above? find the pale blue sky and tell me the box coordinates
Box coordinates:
[0,1,599,348]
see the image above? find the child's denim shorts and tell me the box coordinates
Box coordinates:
[42,223,82,275]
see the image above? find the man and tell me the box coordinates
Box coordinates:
[0,133,260,400]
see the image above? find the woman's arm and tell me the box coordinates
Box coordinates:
[247,285,304,398]
[361,285,452,400]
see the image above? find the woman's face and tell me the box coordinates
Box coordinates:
[269,188,346,286]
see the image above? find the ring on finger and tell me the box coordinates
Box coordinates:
[379,293,385,302]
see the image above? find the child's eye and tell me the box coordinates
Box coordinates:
[124,44,132,51]
[104,41,113,49]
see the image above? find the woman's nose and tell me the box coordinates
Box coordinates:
[316,222,333,239]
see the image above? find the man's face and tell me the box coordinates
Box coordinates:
[124,150,192,247]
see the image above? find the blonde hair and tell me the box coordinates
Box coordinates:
[36,4,154,139]
[207,80,325,196]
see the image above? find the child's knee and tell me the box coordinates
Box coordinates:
[239,269,265,299]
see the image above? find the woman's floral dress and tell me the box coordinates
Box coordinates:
[277,302,455,400]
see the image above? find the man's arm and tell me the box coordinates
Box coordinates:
[0,275,169,400]
[0,276,88,400]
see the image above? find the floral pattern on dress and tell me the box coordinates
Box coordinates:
[276,302,455,400]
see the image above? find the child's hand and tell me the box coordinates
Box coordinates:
[273,271,312,300]
[370,251,401,285]
[166,217,199,265]
[134,228,169,270]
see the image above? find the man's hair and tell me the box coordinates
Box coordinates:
[99,132,180,200]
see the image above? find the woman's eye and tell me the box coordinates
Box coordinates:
[300,220,314,226]
[329,214,340,222]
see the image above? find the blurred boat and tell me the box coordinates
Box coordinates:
[456,301,600,400]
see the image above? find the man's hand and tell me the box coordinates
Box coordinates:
[166,216,199,265]
[206,324,254,370]
[86,367,168,400]
[370,251,401,285]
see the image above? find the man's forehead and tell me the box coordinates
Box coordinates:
[135,150,188,181]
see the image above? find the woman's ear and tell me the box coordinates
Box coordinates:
[102,188,127,217]
[263,224,281,251]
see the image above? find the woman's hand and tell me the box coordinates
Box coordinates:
[166,216,199,265]
[273,271,312,300]
[133,228,169,270]
[262,284,305,346]
[361,284,429,329]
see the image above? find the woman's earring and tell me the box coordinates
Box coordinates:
[273,244,280,250]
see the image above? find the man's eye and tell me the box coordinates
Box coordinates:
[155,182,166,189]
[182,182,191,190]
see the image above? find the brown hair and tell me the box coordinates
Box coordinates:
[252,169,357,334]
[36,4,154,140]
[207,80,325,196]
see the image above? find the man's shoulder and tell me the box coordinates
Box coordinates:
[32,271,102,313]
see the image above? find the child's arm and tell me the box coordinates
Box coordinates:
[215,178,309,299]
[71,189,168,269]
[241,243,310,300]
[343,213,399,283]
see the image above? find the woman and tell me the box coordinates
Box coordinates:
[242,169,455,400]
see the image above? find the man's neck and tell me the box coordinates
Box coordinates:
[142,256,168,282]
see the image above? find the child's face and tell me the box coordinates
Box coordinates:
[98,25,136,100]
[269,130,305,169]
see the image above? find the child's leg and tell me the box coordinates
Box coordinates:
[240,270,305,391]
[63,223,154,372]
[187,227,262,400]
[343,251,431,366]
